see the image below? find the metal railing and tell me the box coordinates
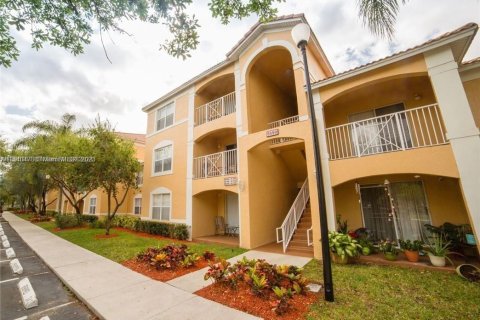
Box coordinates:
[193,149,237,179]
[325,104,447,160]
[276,179,310,253]
[268,115,300,129]
[194,92,236,126]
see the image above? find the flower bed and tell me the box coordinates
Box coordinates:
[198,257,319,319]
[122,244,215,282]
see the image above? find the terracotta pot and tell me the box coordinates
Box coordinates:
[428,252,446,267]
[331,252,349,264]
[404,250,420,262]
[384,252,397,261]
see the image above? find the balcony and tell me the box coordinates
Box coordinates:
[268,115,300,129]
[194,92,236,127]
[325,104,447,160]
[193,149,238,179]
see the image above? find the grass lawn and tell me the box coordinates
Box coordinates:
[32,220,246,263]
[304,260,480,320]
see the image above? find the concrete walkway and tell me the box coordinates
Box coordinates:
[168,249,312,293]
[3,212,259,320]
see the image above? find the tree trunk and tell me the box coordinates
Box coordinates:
[105,189,112,236]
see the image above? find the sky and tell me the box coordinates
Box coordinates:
[1,0,479,144]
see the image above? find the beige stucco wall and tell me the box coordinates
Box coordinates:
[463,78,480,128]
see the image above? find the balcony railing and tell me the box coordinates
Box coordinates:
[194,92,236,127]
[325,104,447,160]
[193,149,238,179]
[268,115,299,129]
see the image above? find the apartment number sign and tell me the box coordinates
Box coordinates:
[266,128,279,137]
[224,177,238,186]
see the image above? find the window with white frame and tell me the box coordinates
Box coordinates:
[134,197,142,215]
[89,197,97,214]
[151,193,171,221]
[136,167,144,185]
[153,145,172,174]
[156,102,174,131]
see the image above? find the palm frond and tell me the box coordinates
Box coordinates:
[357,0,407,40]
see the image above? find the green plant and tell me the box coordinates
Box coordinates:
[54,213,82,228]
[399,239,423,252]
[171,224,189,240]
[379,240,399,255]
[180,252,200,268]
[425,234,451,258]
[112,215,140,230]
[136,243,198,270]
[249,270,268,297]
[425,222,471,252]
[81,215,99,224]
[204,259,232,284]
[271,286,292,315]
[29,214,52,223]
[336,214,348,233]
[328,231,362,260]
[203,251,216,261]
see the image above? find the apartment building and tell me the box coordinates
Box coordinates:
[47,132,145,216]
[138,15,479,259]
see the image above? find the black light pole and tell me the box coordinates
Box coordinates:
[291,23,334,302]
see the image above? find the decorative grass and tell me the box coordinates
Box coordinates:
[303,259,480,320]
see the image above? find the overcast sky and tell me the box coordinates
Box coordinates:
[1,0,479,143]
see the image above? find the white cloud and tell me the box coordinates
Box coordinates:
[0,0,479,144]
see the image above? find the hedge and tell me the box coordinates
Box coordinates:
[54,213,82,228]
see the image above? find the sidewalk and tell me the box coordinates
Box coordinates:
[4,212,259,320]
[168,250,311,293]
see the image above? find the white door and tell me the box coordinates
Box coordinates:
[226,193,239,228]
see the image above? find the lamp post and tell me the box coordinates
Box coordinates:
[291,23,334,302]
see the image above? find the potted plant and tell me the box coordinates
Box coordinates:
[425,234,452,267]
[379,240,399,261]
[328,231,361,264]
[399,239,423,262]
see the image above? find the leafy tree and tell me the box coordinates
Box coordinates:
[1,0,284,67]
[357,0,407,40]
[89,118,140,235]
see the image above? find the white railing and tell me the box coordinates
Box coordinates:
[307,227,313,246]
[325,104,447,160]
[194,92,236,126]
[193,149,237,179]
[268,115,300,129]
[276,179,309,253]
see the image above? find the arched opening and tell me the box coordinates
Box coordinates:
[246,47,299,133]
[247,139,307,248]
[192,190,239,244]
[195,74,235,126]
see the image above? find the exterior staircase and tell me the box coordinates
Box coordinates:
[286,202,314,257]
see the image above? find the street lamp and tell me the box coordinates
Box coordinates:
[291,23,334,302]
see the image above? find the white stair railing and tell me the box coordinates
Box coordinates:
[325,104,447,160]
[193,149,237,179]
[276,179,309,253]
[194,92,236,126]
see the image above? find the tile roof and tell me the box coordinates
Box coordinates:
[313,22,478,85]
[115,132,146,144]
[462,56,480,65]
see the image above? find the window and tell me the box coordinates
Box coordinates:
[156,102,174,131]
[151,193,170,221]
[134,197,142,215]
[136,168,144,185]
[154,145,172,174]
[89,197,97,215]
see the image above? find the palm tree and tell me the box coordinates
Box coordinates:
[358,0,408,40]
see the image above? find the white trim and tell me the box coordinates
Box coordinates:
[151,141,174,177]
[133,194,142,215]
[146,118,188,138]
[186,87,195,238]
[154,100,176,133]
[240,39,300,86]
[88,195,97,215]
[149,187,172,221]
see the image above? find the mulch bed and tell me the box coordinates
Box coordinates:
[196,282,319,320]
[122,258,211,282]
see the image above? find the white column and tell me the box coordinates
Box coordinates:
[185,87,195,240]
[313,91,336,231]
[425,47,480,245]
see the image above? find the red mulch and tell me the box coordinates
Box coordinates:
[53,226,89,232]
[122,258,211,282]
[196,282,319,320]
[95,233,119,239]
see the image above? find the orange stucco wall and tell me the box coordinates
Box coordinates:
[463,78,480,128]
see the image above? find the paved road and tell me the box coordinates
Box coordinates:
[0,216,96,320]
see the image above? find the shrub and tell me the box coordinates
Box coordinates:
[55,213,82,229]
[112,215,140,230]
[29,214,52,223]
[81,215,99,224]
[137,244,199,270]
[203,251,216,261]
[328,231,362,260]
[45,210,58,217]
[136,220,189,240]
[172,224,189,240]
